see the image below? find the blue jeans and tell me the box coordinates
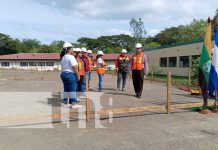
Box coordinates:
[88,71,92,87]
[60,71,77,104]
[98,74,104,92]
[82,72,89,93]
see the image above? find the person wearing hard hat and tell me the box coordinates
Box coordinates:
[80,47,90,98]
[87,50,94,90]
[75,48,85,100]
[96,51,106,92]
[115,49,130,92]
[60,42,82,109]
[131,43,149,98]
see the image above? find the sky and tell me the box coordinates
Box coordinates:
[0,0,217,44]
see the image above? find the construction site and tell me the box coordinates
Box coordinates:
[0,69,218,150]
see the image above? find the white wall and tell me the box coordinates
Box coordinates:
[0,60,61,71]
[144,42,211,77]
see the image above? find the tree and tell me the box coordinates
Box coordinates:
[0,33,20,55]
[21,39,41,53]
[130,18,147,42]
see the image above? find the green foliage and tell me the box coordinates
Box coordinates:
[191,57,200,85]
[153,19,207,46]
[77,34,135,54]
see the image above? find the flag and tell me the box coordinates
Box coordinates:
[198,18,212,108]
[208,19,218,96]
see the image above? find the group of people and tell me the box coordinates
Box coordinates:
[60,42,149,108]
[115,43,149,98]
[60,42,106,108]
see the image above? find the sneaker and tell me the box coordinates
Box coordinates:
[89,87,93,90]
[63,104,72,108]
[79,96,86,99]
[76,98,81,103]
[72,104,82,109]
[115,89,120,92]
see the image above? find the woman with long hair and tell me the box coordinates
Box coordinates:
[60,42,81,109]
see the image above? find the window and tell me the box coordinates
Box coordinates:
[179,56,189,68]
[160,57,167,67]
[38,62,45,66]
[46,62,54,66]
[1,62,10,67]
[29,62,37,66]
[192,55,200,61]
[20,62,28,67]
[168,57,177,67]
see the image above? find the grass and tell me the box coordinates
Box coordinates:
[147,73,189,85]
[192,106,216,112]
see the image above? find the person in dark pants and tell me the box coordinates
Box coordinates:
[115,49,130,92]
[60,42,82,109]
[131,43,149,98]
[75,48,85,99]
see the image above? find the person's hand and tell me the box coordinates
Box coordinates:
[116,68,118,72]
[77,75,80,81]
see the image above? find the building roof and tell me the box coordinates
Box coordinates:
[129,38,205,54]
[0,53,120,61]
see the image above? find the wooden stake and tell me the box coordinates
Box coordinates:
[86,75,90,122]
[167,72,172,114]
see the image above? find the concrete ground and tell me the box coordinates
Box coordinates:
[0,69,218,150]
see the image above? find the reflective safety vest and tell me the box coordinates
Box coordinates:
[119,56,129,65]
[96,59,106,75]
[118,56,130,71]
[88,57,94,71]
[77,58,85,76]
[132,53,144,70]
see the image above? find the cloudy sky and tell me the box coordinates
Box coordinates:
[0,0,217,44]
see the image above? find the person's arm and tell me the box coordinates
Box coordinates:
[115,57,119,72]
[144,54,149,75]
[72,66,80,81]
[70,56,80,81]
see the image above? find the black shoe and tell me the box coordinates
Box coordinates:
[134,95,141,98]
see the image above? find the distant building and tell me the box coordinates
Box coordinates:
[0,53,119,71]
[141,39,214,77]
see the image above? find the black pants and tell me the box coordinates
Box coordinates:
[117,71,127,90]
[132,70,144,96]
[77,75,84,94]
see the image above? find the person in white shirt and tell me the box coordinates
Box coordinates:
[60,42,82,109]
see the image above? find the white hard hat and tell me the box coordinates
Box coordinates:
[97,51,104,56]
[63,42,73,49]
[121,49,127,53]
[87,50,93,54]
[135,43,142,49]
[81,47,87,53]
[74,48,82,52]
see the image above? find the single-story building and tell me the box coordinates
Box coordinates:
[0,53,120,71]
[142,39,214,77]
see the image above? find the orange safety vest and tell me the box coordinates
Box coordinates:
[132,53,144,70]
[88,57,94,71]
[77,58,85,76]
[96,59,106,75]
